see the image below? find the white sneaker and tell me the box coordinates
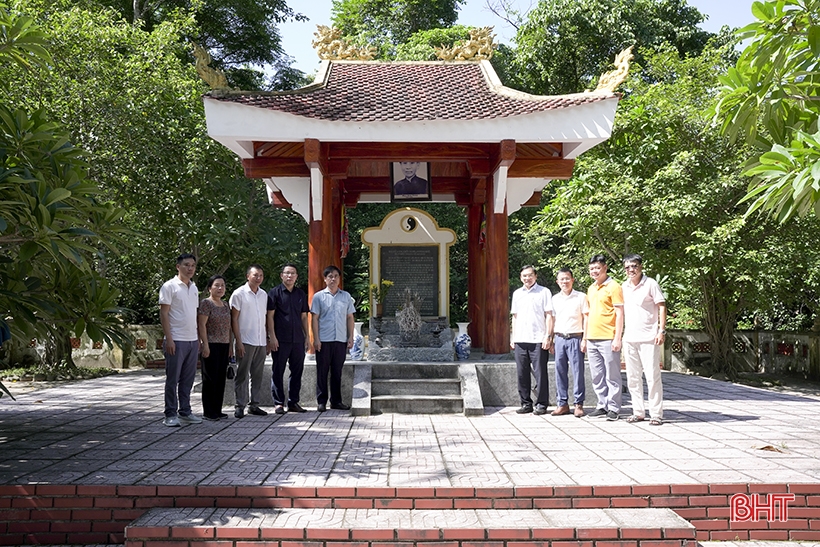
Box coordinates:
[163,416,181,427]
[178,413,203,424]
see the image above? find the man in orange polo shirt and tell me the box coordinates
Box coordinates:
[582,254,624,421]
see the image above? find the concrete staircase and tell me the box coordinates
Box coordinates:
[352,362,484,416]
[125,506,696,547]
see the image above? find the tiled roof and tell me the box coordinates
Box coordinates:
[210,61,613,122]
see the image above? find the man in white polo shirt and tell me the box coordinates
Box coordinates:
[510,265,553,415]
[621,254,667,426]
[230,264,272,419]
[551,267,587,417]
[159,253,202,427]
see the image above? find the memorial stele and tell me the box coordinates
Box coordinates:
[362,208,456,318]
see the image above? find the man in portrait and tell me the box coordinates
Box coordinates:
[393,161,429,198]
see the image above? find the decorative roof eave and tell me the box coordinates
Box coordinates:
[203,94,619,160]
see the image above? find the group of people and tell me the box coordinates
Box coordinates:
[159,255,355,427]
[511,254,666,425]
[160,251,665,426]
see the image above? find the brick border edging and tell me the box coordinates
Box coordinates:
[1,483,818,545]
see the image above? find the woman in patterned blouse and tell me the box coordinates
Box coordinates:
[198,275,233,420]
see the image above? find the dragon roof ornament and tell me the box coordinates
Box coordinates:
[435,27,496,61]
[591,46,634,93]
[312,26,377,61]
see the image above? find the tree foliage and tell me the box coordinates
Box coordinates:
[0,3,131,387]
[511,0,715,95]
[527,43,820,378]
[331,0,465,58]
[4,1,307,324]
[74,0,307,90]
[394,25,471,60]
[714,0,820,222]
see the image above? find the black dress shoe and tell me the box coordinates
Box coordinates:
[287,402,307,413]
[317,403,327,412]
[219,412,229,419]
[248,407,268,416]
[516,405,533,414]
[234,407,245,419]
[330,402,351,411]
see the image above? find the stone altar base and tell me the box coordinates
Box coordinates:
[366,316,454,361]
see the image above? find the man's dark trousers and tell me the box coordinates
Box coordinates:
[271,343,305,406]
[514,342,549,407]
[315,341,346,406]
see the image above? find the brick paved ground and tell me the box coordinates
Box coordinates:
[0,366,818,487]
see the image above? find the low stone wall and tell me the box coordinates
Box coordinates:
[665,329,820,379]
[70,325,164,369]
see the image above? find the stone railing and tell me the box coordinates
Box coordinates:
[665,329,820,380]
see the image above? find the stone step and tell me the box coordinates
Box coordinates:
[371,362,460,379]
[371,377,462,396]
[125,507,695,547]
[371,394,465,413]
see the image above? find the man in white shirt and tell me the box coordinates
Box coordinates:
[510,265,554,415]
[622,254,667,425]
[551,268,587,417]
[158,253,202,427]
[230,264,272,419]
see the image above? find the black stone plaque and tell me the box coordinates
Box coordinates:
[380,245,439,316]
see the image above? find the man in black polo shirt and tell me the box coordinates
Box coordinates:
[267,263,310,414]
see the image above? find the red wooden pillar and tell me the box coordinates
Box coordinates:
[330,181,343,287]
[308,174,334,305]
[484,179,510,356]
[467,203,486,349]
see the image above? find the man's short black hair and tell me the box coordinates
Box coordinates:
[246,263,264,275]
[323,265,341,278]
[557,267,574,277]
[589,254,608,266]
[623,253,643,265]
[176,253,196,264]
[281,263,298,273]
[520,265,537,275]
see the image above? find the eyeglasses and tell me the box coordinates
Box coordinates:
[624,264,640,270]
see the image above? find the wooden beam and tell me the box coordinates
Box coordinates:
[243,157,309,178]
[521,192,542,207]
[328,159,350,178]
[343,192,361,208]
[508,159,575,179]
[304,138,322,166]
[328,142,494,161]
[270,191,292,209]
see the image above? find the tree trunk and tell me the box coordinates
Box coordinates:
[699,273,742,379]
[42,330,77,372]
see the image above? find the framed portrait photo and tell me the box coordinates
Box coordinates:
[390,161,432,202]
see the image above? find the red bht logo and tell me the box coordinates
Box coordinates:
[730,493,795,521]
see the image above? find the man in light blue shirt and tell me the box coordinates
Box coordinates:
[310,265,355,412]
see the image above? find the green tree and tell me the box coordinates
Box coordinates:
[0,4,130,390]
[5,2,307,322]
[331,0,465,58]
[70,0,307,90]
[714,0,820,222]
[511,0,715,95]
[528,43,820,378]
[395,25,471,60]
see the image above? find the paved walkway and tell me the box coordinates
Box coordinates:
[1,366,819,488]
